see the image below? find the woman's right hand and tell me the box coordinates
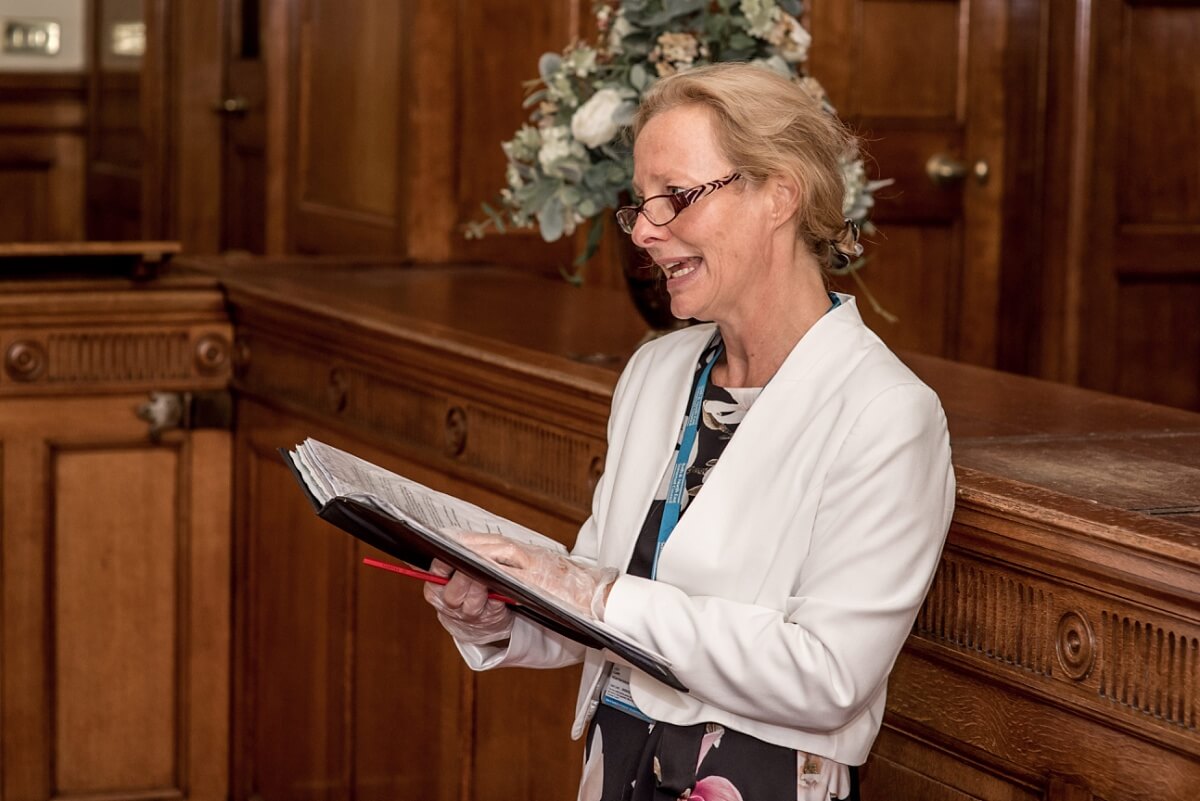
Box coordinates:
[423,558,515,645]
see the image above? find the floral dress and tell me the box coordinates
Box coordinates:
[579,337,859,801]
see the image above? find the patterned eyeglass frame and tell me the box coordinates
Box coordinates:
[615,172,742,235]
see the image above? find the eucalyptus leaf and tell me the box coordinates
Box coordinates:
[574,217,606,267]
[778,0,804,16]
[560,186,582,206]
[727,33,755,50]
[630,63,648,91]
[538,52,562,83]
[481,202,507,234]
[638,0,707,28]
[517,179,558,212]
[537,197,565,242]
[522,89,547,109]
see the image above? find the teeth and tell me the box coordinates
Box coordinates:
[659,258,699,279]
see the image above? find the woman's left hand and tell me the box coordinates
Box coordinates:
[448,530,618,619]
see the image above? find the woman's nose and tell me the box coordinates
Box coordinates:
[631,213,666,249]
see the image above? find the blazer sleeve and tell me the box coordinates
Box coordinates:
[601,382,955,732]
[452,345,647,672]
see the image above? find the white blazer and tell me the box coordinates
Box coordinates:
[457,295,955,765]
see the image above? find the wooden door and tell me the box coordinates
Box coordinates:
[0,398,230,801]
[1040,0,1200,411]
[222,0,268,254]
[809,0,1027,368]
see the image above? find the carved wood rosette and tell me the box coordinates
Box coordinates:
[876,472,1200,801]
[1,328,233,392]
[0,284,233,396]
[231,324,611,525]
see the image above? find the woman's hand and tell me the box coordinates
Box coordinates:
[422,558,515,645]
[452,530,618,618]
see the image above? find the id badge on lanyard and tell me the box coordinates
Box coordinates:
[601,337,723,722]
[652,339,723,579]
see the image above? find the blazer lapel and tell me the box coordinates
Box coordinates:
[654,299,867,582]
[598,325,716,570]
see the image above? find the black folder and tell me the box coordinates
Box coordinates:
[280,448,686,692]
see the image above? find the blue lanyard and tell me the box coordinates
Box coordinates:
[652,341,724,579]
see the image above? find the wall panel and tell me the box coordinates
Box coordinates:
[54,446,179,793]
[0,76,86,242]
[1061,0,1200,411]
[292,0,402,253]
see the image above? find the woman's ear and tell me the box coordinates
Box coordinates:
[768,176,802,227]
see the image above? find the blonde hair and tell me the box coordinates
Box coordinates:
[632,62,859,268]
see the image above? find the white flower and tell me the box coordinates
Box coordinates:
[565,45,598,78]
[506,164,525,190]
[657,32,701,65]
[742,0,779,38]
[607,10,633,55]
[538,125,573,166]
[770,14,812,63]
[570,88,634,149]
[538,125,588,177]
[502,124,541,162]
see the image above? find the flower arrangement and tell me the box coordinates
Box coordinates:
[466,0,889,283]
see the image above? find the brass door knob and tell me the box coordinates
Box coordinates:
[215,96,250,115]
[926,153,990,186]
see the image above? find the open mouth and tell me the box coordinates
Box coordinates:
[659,257,702,280]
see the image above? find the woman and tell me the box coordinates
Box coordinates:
[425,62,955,801]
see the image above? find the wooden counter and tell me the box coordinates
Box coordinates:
[185,257,1199,801]
[0,267,233,801]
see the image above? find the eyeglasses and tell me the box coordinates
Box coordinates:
[615,172,742,235]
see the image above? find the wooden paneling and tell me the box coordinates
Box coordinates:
[1118,7,1200,228]
[1115,282,1200,408]
[856,0,962,119]
[86,0,145,240]
[233,412,472,801]
[0,269,232,801]
[811,0,1020,367]
[289,0,403,253]
[171,0,226,253]
[262,0,581,267]
[1043,0,1200,411]
[223,0,268,254]
[240,436,351,801]
[0,75,87,242]
[54,447,179,791]
[448,0,579,269]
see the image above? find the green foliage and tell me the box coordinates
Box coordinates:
[470,1,884,280]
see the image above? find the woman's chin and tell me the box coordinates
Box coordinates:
[668,293,712,324]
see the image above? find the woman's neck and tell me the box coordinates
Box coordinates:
[711,260,831,389]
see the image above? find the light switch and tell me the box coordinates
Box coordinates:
[2,19,61,56]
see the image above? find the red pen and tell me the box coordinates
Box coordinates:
[362,557,517,604]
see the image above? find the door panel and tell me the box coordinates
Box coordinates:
[54,447,179,792]
[223,0,268,254]
[1081,0,1200,409]
[0,397,230,801]
[240,439,349,801]
[810,0,1009,366]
